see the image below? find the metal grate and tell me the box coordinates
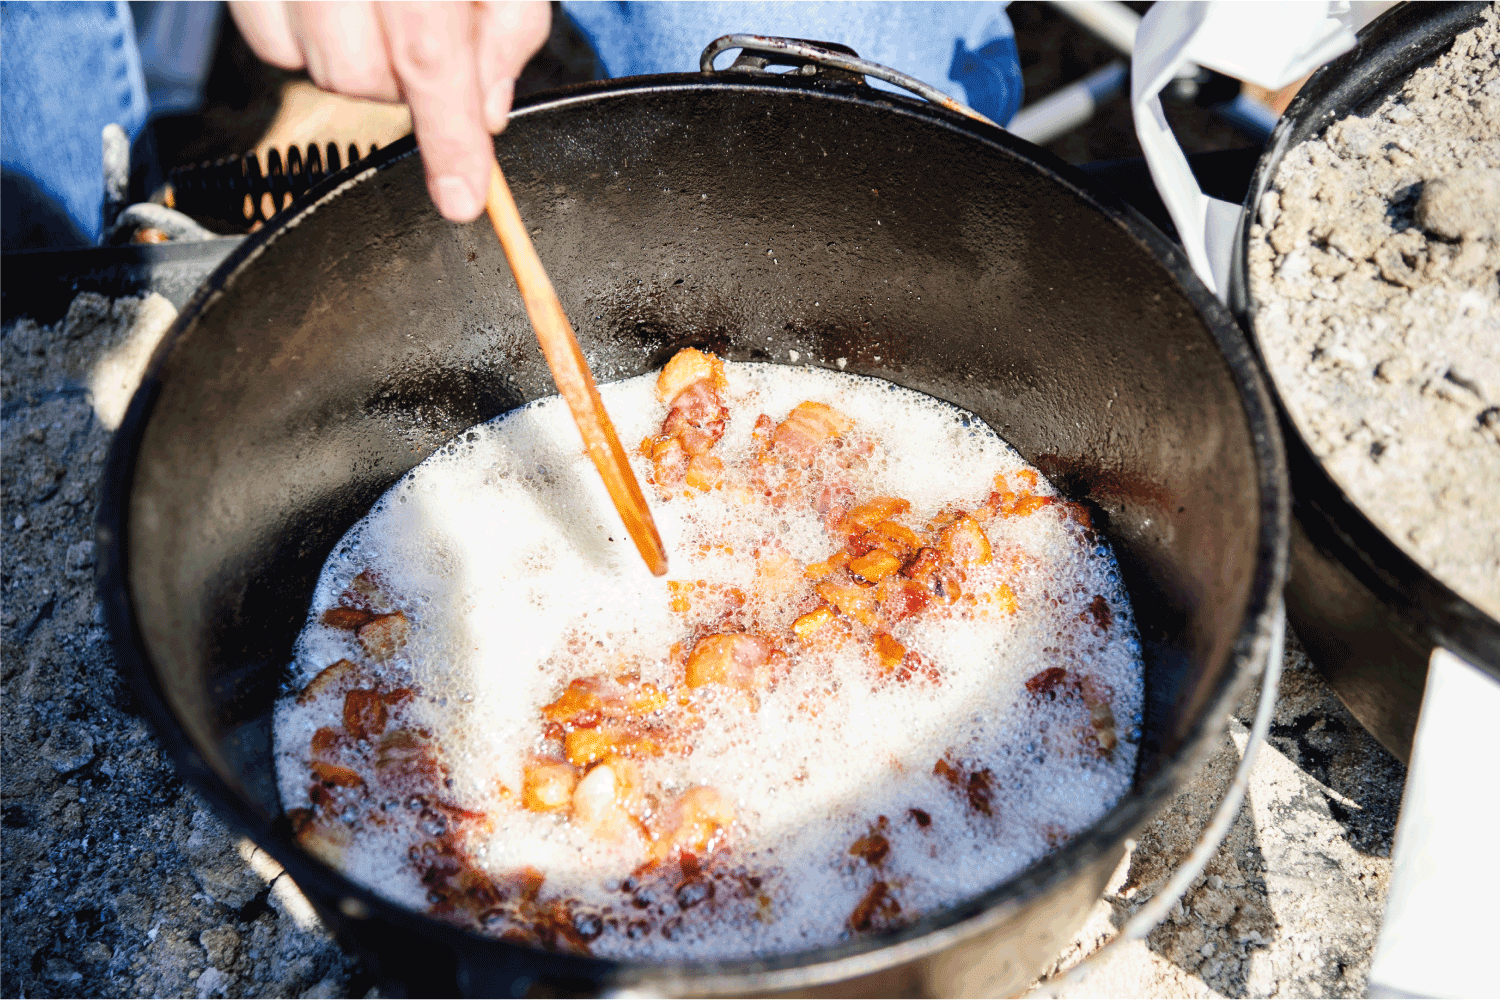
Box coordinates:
[167,142,379,233]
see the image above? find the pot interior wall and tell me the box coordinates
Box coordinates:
[126,83,1262,853]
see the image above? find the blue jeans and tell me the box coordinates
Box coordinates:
[561,1,1022,125]
[1,1,150,250]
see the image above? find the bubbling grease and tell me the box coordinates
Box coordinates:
[275,360,1143,960]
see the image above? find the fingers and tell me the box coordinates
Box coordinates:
[228,1,304,71]
[286,2,401,102]
[475,1,552,133]
[379,1,492,221]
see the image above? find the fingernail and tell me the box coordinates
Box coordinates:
[485,79,514,132]
[435,175,481,220]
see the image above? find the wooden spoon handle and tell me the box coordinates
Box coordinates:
[485,161,668,577]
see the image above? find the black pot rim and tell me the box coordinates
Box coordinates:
[1228,0,1500,681]
[97,68,1290,992]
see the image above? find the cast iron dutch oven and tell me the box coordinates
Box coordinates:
[98,42,1288,997]
[1228,1,1500,762]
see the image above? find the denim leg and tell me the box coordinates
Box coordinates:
[2,1,149,249]
[559,1,1022,125]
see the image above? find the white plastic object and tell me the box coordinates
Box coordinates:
[1008,61,1127,146]
[1366,647,1500,998]
[1130,1,1357,298]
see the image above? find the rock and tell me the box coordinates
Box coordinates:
[200,926,241,969]
[194,965,230,998]
[1415,168,1500,241]
[40,725,96,773]
[182,809,265,909]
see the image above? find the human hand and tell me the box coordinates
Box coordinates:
[229,1,551,222]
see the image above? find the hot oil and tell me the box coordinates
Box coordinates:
[274,361,1144,960]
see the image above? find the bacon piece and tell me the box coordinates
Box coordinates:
[804,550,850,581]
[816,578,879,627]
[848,881,900,932]
[751,413,776,454]
[522,760,578,812]
[792,605,836,641]
[934,756,995,816]
[868,520,921,559]
[357,610,409,661]
[938,515,992,567]
[563,725,664,766]
[343,688,388,741]
[571,757,645,843]
[650,786,735,862]
[656,347,724,403]
[684,453,723,491]
[413,839,504,918]
[310,727,346,761]
[541,676,668,729]
[849,549,903,584]
[684,633,778,692]
[297,659,364,705]
[839,497,911,538]
[875,576,931,622]
[349,569,394,611]
[770,401,854,465]
[322,606,376,631]
[849,816,891,866]
[661,380,728,456]
[310,759,365,789]
[897,548,960,603]
[649,435,690,486]
[1026,667,1069,695]
[872,634,907,675]
[375,729,443,781]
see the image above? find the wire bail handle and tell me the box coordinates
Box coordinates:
[700,34,1001,130]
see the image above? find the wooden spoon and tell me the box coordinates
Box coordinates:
[484,161,668,576]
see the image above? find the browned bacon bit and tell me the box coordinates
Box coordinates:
[375,729,443,781]
[1084,595,1113,631]
[343,688,388,741]
[770,401,854,466]
[683,633,782,692]
[848,880,900,933]
[297,659,364,705]
[908,808,932,827]
[310,759,365,788]
[349,569,394,611]
[934,756,995,816]
[1059,499,1094,533]
[322,606,376,631]
[310,727,345,759]
[1025,667,1069,696]
[413,839,504,919]
[849,816,891,866]
[1025,669,1117,757]
[357,610,409,661]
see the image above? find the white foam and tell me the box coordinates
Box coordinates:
[275,362,1143,960]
